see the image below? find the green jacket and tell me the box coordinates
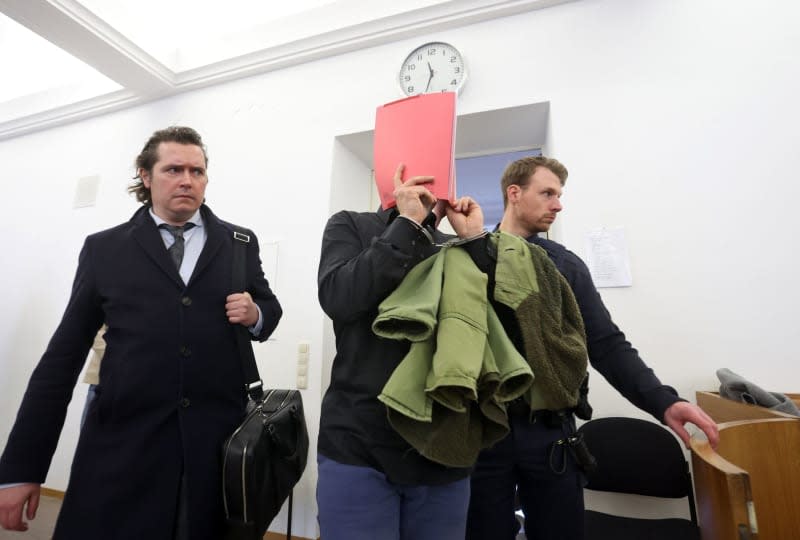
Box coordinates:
[372,233,588,467]
[373,246,532,468]
[492,232,588,412]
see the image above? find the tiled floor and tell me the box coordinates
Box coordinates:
[0,496,60,540]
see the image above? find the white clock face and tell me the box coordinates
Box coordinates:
[398,42,466,96]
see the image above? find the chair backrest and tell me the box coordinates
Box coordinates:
[578,417,697,521]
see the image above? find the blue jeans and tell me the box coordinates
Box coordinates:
[466,411,585,540]
[317,454,470,540]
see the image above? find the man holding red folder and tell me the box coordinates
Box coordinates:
[317,164,485,540]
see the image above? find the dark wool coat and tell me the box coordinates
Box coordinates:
[0,204,282,540]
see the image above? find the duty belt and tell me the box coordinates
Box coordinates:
[506,398,572,428]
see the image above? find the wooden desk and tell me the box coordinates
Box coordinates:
[696,391,799,424]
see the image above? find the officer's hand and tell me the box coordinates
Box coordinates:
[663,401,720,449]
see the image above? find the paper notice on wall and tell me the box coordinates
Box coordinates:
[584,227,632,288]
[258,241,280,342]
[260,241,279,290]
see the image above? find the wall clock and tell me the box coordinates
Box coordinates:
[398,41,466,96]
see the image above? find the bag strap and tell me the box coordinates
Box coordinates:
[231,228,263,402]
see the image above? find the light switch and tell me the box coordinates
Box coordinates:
[296,342,310,389]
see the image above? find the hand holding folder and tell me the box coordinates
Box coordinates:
[388,164,437,224]
[373,92,457,210]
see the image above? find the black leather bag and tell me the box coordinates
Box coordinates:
[222,388,309,540]
[222,229,309,540]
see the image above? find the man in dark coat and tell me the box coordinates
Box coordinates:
[0,126,282,539]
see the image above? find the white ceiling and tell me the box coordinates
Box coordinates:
[0,0,574,141]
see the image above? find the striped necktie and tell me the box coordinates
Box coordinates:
[159,223,196,269]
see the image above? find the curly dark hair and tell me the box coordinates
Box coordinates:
[500,156,568,208]
[128,126,209,205]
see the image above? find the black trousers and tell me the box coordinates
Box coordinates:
[173,471,189,540]
[466,410,585,540]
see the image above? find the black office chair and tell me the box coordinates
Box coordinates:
[578,417,700,540]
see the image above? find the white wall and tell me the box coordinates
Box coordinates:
[2,0,799,536]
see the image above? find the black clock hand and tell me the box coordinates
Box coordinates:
[425,61,434,92]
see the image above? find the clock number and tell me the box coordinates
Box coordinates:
[404,75,411,82]
[428,48,437,56]
[407,85,415,93]
[407,64,416,71]
[450,79,458,86]
[416,54,423,61]
[450,56,457,62]
[454,67,461,74]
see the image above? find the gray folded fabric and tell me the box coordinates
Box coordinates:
[717,368,800,416]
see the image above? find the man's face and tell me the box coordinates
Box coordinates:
[508,166,563,235]
[141,142,208,225]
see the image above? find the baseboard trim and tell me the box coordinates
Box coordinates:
[263,533,318,540]
[38,490,317,539]
[40,487,66,499]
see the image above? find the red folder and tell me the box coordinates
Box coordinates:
[373,92,457,210]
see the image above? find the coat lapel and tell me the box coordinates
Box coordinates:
[188,205,226,287]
